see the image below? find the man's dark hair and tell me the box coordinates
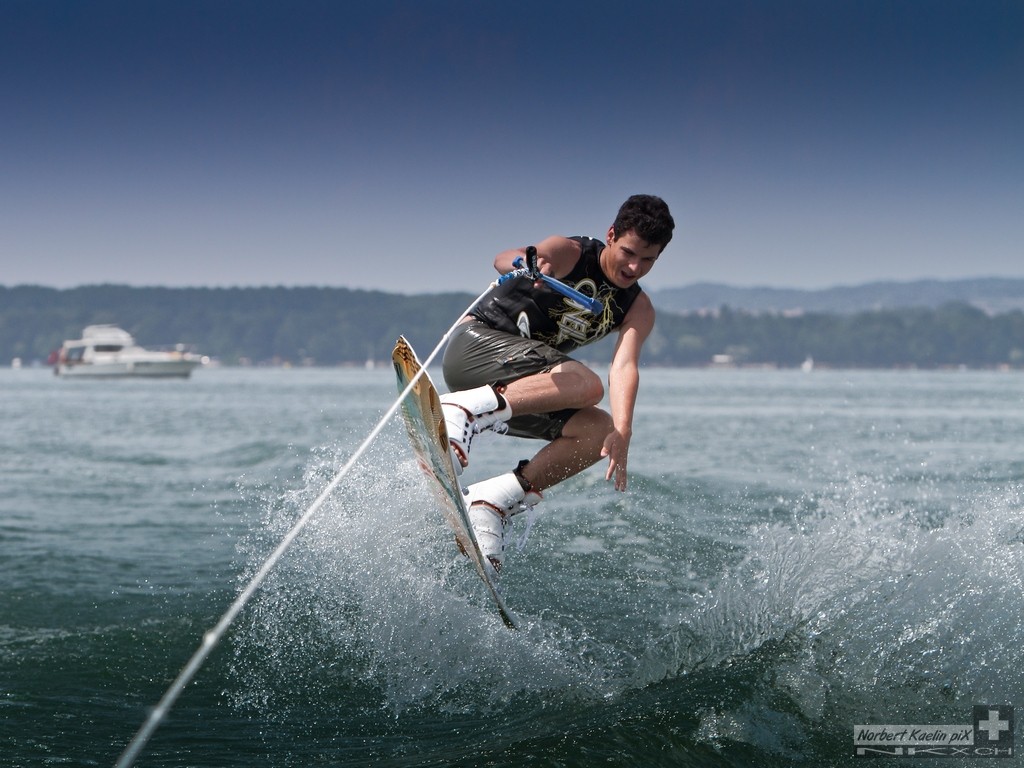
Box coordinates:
[612,194,675,251]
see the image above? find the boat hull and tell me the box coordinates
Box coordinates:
[56,359,201,378]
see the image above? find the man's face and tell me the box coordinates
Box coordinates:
[600,227,662,288]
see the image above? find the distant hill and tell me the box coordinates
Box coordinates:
[4,279,1024,369]
[650,277,1024,315]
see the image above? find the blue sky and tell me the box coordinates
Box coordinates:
[2,0,1021,294]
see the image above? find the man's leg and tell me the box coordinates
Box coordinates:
[498,360,611,489]
[443,360,604,473]
[500,360,605,416]
[516,406,612,492]
[462,405,612,571]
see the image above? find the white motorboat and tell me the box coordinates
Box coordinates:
[55,325,205,378]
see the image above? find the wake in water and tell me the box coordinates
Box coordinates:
[645,476,1024,755]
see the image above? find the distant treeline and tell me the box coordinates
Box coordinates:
[653,277,1024,315]
[647,303,1024,368]
[3,285,1024,369]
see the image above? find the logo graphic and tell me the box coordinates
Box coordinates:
[975,706,1014,750]
[516,311,531,339]
[854,705,1013,758]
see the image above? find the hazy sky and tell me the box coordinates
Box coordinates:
[2,0,1021,294]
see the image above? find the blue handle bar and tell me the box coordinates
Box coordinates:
[501,253,604,316]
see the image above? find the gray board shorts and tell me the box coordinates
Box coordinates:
[441,319,578,442]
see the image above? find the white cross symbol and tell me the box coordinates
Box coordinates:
[977,709,1010,741]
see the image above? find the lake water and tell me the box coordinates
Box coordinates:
[2,365,1022,766]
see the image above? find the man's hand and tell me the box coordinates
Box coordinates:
[524,245,541,278]
[601,428,632,491]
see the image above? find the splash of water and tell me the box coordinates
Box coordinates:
[228,433,614,718]
[641,478,1024,752]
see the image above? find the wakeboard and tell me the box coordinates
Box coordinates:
[392,336,519,630]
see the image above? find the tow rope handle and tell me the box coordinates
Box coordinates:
[497,246,604,316]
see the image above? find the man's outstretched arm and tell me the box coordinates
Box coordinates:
[603,293,655,491]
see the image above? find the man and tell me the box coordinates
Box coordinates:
[440,194,675,572]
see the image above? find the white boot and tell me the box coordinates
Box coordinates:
[465,472,542,572]
[440,385,512,475]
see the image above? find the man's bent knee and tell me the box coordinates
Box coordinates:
[555,362,604,407]
[563,406,614,439]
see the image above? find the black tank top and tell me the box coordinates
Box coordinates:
[470,236,643,352]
